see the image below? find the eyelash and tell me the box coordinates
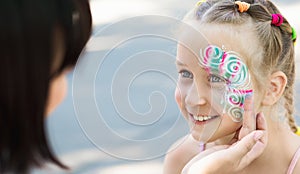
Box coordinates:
[208,74,226,83]
[178,70,226,84]
[179,70,193,79]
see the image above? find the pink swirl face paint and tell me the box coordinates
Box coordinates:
[198,45,252,122]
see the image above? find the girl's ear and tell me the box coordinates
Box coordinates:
[262,71,287,106]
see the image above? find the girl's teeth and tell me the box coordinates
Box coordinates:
[193,115,198,121]
[192,115,214,121]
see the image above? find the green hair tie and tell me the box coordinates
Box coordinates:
[292,27,297,41]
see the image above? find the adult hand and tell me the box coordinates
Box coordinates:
[239,93,257,139]
[182,95,268,174]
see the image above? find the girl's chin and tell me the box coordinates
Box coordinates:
[190,129,219,143]
[191,128,239,144]
[188,120,222,142]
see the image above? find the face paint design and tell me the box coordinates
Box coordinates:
[199,45,252,122]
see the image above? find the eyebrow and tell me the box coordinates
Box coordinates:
[175,60,187,66]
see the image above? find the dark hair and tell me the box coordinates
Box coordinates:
[0,0,92,173]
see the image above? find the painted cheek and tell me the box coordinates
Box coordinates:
[199,45,252,122]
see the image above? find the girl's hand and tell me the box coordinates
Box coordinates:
[182,95,268,174]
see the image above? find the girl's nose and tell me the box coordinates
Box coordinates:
[185,82,207,107]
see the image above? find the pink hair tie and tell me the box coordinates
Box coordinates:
[271,14,283,26]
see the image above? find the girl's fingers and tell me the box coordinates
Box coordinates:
[239,93,256,139]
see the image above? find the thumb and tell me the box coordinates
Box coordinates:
[229,130,267,170]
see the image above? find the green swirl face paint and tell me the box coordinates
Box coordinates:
[198,45,252,122]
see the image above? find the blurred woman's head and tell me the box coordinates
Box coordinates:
[0,0,92,173]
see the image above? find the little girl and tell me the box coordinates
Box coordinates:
[164,0,299,173]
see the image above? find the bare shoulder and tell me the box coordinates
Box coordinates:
[163,134,202,174]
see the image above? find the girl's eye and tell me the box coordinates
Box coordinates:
[179,70,193,79]
[209,74,225,83]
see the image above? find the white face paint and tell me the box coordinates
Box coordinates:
[198,45,252,122]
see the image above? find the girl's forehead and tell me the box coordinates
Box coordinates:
[176,21,263,73]
[206,25,261,59]
[181,21,261,62]
[176,43,201,66]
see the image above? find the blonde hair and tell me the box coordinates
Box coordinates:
[186,0,297,132]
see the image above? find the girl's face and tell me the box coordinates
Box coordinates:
[175,43,252,142]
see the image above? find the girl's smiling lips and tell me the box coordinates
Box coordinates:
[188,113,220,125]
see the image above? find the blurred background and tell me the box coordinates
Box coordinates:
[34,0,300,173]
